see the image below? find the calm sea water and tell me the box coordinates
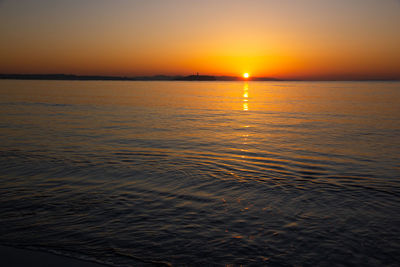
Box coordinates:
[0,80,399,266]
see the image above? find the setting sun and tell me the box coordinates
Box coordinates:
[243,73,250,79]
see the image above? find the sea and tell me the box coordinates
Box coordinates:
[0,80,399,266]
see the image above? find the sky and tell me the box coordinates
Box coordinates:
[0,0,399,79]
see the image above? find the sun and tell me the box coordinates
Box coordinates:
[243,73,250,79]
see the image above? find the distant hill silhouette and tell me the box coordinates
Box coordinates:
[0,74,281,81]
[0,74,131,81]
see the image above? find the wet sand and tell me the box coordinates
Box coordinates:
[0,245,106,267]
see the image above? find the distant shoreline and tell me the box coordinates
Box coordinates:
[0,74,398,82]
[0,74,275,81]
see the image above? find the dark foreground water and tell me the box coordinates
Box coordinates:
[0,80,399,266]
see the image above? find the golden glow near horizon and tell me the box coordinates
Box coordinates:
[243,73,250,79]
[0,1,399,79]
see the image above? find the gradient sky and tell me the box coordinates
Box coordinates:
[1,0,399,79]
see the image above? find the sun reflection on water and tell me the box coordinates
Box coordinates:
[243,82,249,111]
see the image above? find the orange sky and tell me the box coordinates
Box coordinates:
[0,0,399,79]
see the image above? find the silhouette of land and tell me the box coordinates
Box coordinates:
[0,74,279,81]
[0,74,398,81]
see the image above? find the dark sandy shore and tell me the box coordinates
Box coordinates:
[0,245,106,267]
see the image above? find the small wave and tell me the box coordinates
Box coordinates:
[114,249,172,267]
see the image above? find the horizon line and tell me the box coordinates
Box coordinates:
[0,73,399,82]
